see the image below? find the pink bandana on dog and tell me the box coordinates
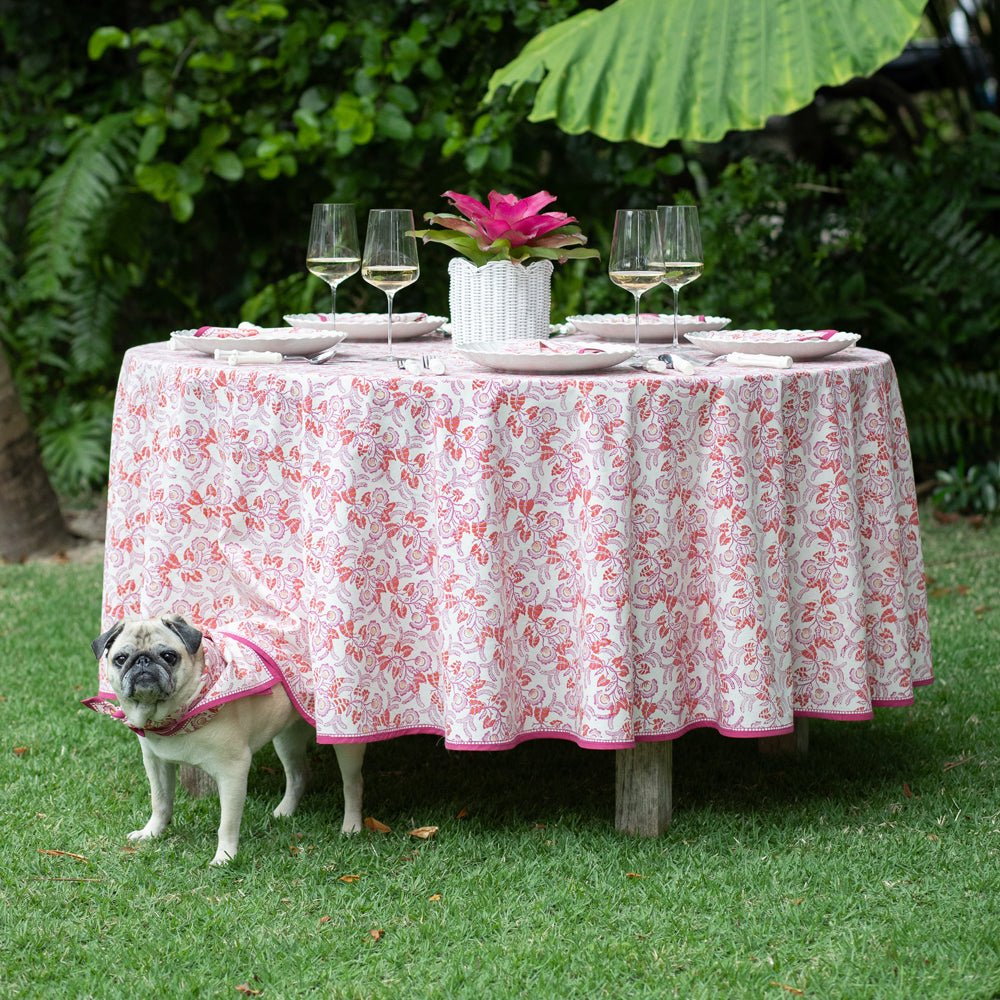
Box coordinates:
[83,626,314,737]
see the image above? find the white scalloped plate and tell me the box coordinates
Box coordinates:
[170,328,346,356]
[566,313,731,342]
[687,330,860,360]
[457,342,635,374]
[284,312,446,341]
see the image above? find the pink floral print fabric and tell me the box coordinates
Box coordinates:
[101,341,932,748]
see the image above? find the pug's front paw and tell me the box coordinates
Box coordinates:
[127,824,164,842]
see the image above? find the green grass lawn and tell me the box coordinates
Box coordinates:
[2,513,999,999]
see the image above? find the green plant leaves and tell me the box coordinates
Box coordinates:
[212,151,244,181]
[487,0,926,145]
[37,398,114,496]
[87,26,129,61]
[24,113,137,301]
[931,460,1000,519]
[376,104,414,142]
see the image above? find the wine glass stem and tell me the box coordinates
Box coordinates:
[330,283,338,330]
[672,287,680,349]
[633,291,642,354]
[385,291,395,360]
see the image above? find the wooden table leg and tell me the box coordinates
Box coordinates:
[615,741,672,836]
[758,717,810,756]
[180,763,216,798]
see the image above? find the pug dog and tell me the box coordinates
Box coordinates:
[88,616,365,866]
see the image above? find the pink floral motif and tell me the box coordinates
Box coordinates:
[100,342,933,749]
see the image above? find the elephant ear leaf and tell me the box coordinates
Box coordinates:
[486,0,926,146]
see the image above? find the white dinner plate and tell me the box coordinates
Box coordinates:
[566,313,731,342]
[284,312,447,341]
[686,330,861,360]
[170,327,347,356]
[457,342,635,374]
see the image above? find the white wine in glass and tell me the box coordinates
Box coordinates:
[657,205,704,349]
[307,203,360,330]
[360,264,420,293]
[361,209,420,361]
[609,208,664,359]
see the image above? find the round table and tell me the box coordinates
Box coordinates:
[100,337,933,759]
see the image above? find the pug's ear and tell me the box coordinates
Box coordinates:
[161,615,203,655]
[92,622,125,661]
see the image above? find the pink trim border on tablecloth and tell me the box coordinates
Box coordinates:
[220,631,316,727]
[314,681,933,751]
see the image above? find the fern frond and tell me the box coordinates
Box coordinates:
[901,364,1000,469]
[24,112,138,302]
[878,177,1000,299]
[65,266,131,375]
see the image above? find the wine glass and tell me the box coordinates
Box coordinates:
[361,209,420,361]
[657,204,704,350]
[609,209,664,361]
[306,203,360,330]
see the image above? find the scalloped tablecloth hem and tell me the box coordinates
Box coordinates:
[309,696,932,750]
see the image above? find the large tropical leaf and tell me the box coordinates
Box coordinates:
[486,0,926,146]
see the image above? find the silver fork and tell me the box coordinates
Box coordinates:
[396,355,446,374]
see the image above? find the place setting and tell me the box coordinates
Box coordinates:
[283,311,447,341]
[169,203,449,366]
[168,196,859,375]
[563,203,724,360]
[168,324,347,358]
[559,202,859,371]
[292,204,443,357]
[685,328,861,360]
[453,340,636,374]
[564,313,731,341]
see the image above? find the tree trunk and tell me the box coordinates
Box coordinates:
[0,347,72,560]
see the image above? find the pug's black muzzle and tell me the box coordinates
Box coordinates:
[121,653,175,703]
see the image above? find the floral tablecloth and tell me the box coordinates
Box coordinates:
[100,340,932,749]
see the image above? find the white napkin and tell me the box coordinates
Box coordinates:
[195,324,261,338]
[727,353,793,368]
[214,349,282,365]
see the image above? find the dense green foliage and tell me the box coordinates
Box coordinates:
[683,120,1000,476]
[0,0,997,493]
[932,459,1000,518]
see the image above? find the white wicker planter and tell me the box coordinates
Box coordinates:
[448,257,553,346]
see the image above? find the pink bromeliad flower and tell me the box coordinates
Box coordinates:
[412,189,600,266]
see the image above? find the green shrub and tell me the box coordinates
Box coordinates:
[685,117,1000,477]
[931,460,1000,519]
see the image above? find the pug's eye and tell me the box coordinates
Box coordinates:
[161,650,179,666]
[113,653,128,667]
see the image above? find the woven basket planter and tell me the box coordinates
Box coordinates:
[448,258,553,346]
